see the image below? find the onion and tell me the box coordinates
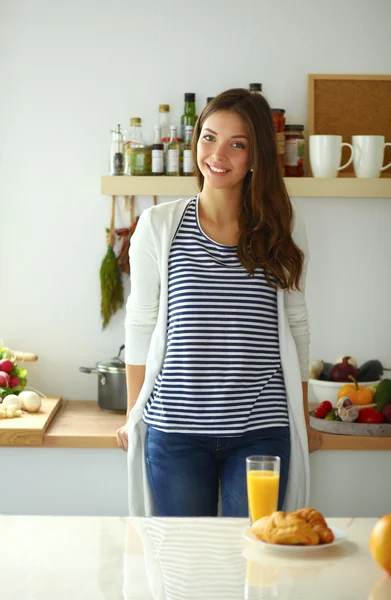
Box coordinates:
[330,357,358,382]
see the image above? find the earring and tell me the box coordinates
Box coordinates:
[250,167,254,172]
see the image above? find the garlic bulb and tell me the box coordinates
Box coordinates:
[2,394,23,410]
[337,397,359,422]
[18,391,42,413]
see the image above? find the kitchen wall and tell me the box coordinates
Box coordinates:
[1,0,391,402]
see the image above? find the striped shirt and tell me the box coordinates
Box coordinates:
[142,196,289,435]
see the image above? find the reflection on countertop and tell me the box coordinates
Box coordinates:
[0,515,390,599]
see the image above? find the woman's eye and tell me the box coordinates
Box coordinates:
[233,142,245,149]
[203,134,215,142]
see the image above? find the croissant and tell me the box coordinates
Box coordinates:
[251,508,334,546]
[291,508,334,544]
[251,511,320,546]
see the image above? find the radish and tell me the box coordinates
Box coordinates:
[0,371,10,387]
[9,376,20,388]
[0,359,14,374]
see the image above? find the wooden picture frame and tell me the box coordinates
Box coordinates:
[308,74,391,177]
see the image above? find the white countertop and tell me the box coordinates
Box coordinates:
[0,516,389,599]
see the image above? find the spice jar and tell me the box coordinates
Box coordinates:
[130,144,152,176]
[109,124,126,176]
[271,109,286,175]
[284,125,305,177]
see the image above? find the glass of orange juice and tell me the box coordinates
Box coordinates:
[246,455,280,523]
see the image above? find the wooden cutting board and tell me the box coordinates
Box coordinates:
[0,397,62,446]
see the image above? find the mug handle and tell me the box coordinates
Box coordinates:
[338,143,354,171]
[380,143,391,172]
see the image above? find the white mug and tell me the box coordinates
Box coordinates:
[352,135,391,178]
[310,135,353,178]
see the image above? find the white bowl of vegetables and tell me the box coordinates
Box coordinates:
[309,378,381,407]
[309,356,383,407]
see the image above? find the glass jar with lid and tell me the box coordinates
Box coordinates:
[130,144,152,176]
[271,109,286,175]
[159,104,170,142]
[125,117,143,175]
[109,124,126,176]
[284,125,305,177]
[249,83,263,94]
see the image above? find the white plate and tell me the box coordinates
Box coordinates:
[242,526,347,552]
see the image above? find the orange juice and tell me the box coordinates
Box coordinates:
[247,470,279,522]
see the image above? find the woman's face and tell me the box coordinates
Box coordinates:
[197,110,252,190]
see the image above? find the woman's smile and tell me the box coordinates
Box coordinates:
[206,162,231,175]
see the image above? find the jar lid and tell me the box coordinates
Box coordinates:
[159,104,170,112]
[285,124,304,130]
[130,117,141,125]
[271,108,286,114]
[185,93,196,102]
[249,83,263,92]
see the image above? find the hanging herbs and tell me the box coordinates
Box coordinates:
[100,196,124,329]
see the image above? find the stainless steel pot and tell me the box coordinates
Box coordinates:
[79,345,127,413]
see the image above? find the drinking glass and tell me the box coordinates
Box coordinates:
[246,456,280,523]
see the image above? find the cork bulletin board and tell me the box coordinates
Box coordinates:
[308,74,391,177]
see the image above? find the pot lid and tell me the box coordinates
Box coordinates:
[96,345,126,373]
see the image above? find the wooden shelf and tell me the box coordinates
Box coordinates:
[101,176,391,198]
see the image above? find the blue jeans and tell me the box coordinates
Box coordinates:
[145,426,291,517]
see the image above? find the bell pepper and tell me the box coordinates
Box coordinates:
[337,376,374,406]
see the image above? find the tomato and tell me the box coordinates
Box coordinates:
[314,400,333,419]
[370,515,391,574]
[357,408,385,424]
[320,400,333,414]
[314,406,327,419]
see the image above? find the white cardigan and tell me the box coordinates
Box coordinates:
[125,197,310,516]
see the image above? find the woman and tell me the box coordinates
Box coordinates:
[116,88,322,517]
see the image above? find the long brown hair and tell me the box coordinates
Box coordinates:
[192,88,304,291]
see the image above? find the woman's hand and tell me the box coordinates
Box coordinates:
[116,424,129,451]
[306,424,323,453]
[302,382,322,452]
